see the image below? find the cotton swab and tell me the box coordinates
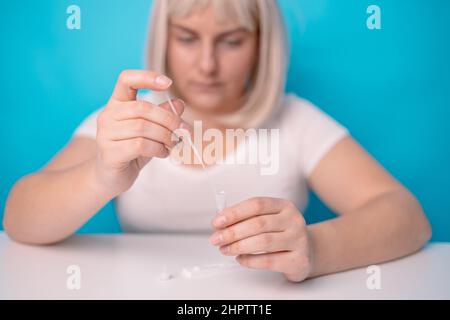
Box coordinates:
[165,91,226,213]
[180,262,240,279]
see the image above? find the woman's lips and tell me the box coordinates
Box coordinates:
[190,81,222,92]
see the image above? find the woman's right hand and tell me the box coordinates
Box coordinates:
[94,70,187,197]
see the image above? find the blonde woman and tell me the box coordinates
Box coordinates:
[4,0,431,282]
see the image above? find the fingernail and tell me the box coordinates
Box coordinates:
[214,215,227,227]
[210,233,223,245]
[220,246,229,254]
[156,75,172,87]
[176,99,186,107]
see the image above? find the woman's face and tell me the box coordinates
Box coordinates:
[167,5,258,115]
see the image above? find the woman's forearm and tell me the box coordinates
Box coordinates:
[3,157,114,245]
[307,189,432,278]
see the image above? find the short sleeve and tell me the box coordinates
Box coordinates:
[283,95,350,178]
[72,108,102,139]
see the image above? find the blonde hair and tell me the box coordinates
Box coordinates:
[146,0,288,128]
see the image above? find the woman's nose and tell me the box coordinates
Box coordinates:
[198,42,218,76]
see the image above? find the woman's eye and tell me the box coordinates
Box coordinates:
[178,37,196,44]
[223,39,243,47]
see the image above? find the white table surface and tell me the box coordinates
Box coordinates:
[0,232,449,299]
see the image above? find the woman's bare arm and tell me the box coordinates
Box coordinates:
[306,136,432,278]
[3,137,114,245]
[3,70,185,246]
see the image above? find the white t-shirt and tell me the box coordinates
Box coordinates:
[72,93,349,232]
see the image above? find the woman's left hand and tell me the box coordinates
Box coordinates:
[210,197,314,282]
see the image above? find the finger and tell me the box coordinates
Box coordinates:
[103,137,170,162]
[212,197,289,229]
[159,99,185,116]
[209,214,289,246]
[158,99,193,141]
[219,232,295,256]
[108,119,179,149]
[235,251,293,274]
[237,251,311,281]
[113,100,185,132]
[111,70,173,102]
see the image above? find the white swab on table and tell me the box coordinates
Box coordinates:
[159,261,242,281]
[159,271,172,281]
[181,262,241,279]
[158,264,173,281]
[181,268,193,279]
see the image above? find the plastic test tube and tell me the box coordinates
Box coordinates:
[215,190,226,213]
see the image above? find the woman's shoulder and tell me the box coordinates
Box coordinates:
[267,93,333,130]
[282,93,327,119]
[273,94,350,177]
[269,93,349,147]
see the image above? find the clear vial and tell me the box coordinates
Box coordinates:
[215,190,226,213]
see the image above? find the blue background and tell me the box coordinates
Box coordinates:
[1,1,449,241]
